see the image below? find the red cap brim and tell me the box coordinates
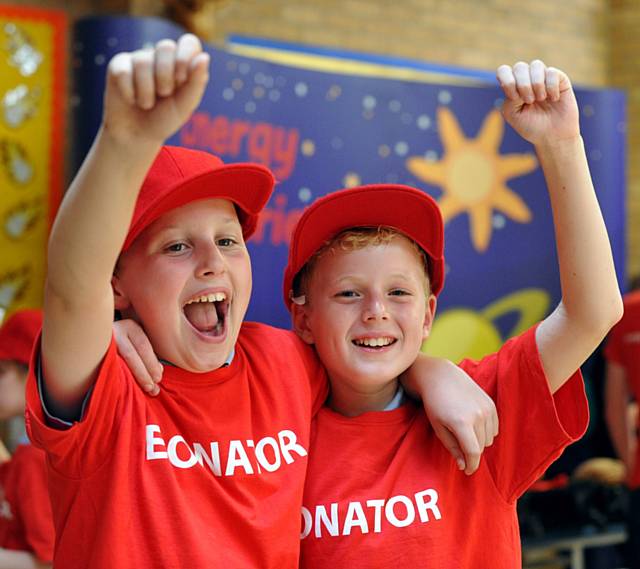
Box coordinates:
[123,161,274,252]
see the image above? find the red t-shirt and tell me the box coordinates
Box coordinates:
[26,322,327,569]
[0,444,54,562]
[604,289,640,488]
[300,327,588,569]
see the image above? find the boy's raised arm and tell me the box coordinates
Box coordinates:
[497,61,623,393]
[42,35,209,413]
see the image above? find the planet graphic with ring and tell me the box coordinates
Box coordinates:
[422,288,550,362]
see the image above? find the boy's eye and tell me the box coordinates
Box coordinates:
[389,289,411,296]
[165,242,187,253]
[335,290,360,298]
[217,237,237,247]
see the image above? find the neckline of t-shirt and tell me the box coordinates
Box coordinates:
[319,401,417,425]
[159,351,243,386]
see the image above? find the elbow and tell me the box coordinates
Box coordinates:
[602,292,624,334]
[561,292,623,347]
[590,292,624,340]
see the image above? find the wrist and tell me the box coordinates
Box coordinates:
[534,134,584,158]
[96,124,162,163]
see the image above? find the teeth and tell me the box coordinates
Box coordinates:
[354,337,394,347]
[185,292,227,305]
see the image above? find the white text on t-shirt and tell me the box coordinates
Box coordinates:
[145,424,308,475]
[301,489,441,539]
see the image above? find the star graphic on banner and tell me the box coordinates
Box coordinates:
[407,107,538,252]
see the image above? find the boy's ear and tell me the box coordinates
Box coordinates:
[291,302,315,345]
[422,294,438,341]
[111,275,131,311]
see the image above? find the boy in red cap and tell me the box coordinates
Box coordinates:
[0,309,53,568]
[279,61,622,567]
[25,34,496,568]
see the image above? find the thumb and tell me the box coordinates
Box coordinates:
[175,52,210,118]
[433,425,466,472]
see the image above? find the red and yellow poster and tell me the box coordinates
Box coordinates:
[0,5,66,320]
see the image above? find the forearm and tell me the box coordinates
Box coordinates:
[0,548,50,569]
[46,128,160,301]
[400,353,453,399]
[536,136,622,334]
[535,137,622,391]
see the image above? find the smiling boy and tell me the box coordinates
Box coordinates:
[283,60,623,567]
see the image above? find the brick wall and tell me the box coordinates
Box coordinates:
[611,0,640,280]
[16,0,639,280]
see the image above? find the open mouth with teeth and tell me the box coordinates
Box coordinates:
[183,292,229,337]
[352,337,397,349]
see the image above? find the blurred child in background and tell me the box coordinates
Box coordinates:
[0,309,53,569]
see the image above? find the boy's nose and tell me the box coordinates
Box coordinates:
[196,244,226,277]
[362,297,389,321]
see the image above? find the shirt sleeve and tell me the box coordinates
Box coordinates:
[14,450,54,563]
[25,335,131,478]
[459,325,589,504]
[603,319,624,365]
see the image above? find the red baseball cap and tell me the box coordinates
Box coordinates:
[122,146,275,251]
[0,308,42,366]
[283,184,445,310]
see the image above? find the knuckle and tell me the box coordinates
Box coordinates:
[156,38,176,50]
[132,49,153,66]
[131,330,146,344]
[468,450,481,462]
[118,343,133,357]
[451,416,468,429]
[180,33,201,47]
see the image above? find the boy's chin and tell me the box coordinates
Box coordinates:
[157,337,236,373]
[176,352,232,373]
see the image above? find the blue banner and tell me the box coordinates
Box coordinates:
[73,17,626,362]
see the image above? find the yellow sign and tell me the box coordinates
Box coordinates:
[0,6,66,319]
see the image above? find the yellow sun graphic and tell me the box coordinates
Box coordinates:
[407,107,538,252]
